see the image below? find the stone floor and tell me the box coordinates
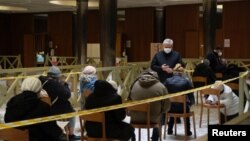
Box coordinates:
[72,103,218,141]
[128,104,217,141]
[1,101,218,141]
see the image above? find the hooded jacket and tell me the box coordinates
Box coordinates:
[129,73,170,124]
[4,91,63,141]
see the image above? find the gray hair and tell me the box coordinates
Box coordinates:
[163,38,173,45]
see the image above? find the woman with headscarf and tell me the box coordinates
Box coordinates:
[85,80,135,141]
[79,65,97,109]
[4,77,66,141]
[206,81,239,124]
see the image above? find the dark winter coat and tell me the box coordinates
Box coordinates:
[39,76,74,115]
[4,91,63,141]
[151,50,184,83]
[85,80,134,140]
[206,51,226,73]
[193,62,216,85]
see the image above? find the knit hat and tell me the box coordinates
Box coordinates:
[48,66,61,78]
[211,81,224,92]
[83,65,96,75]
[163,38,173,45]
[21,77,42,93]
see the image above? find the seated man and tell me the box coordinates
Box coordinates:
[164,73,195,136]
[129,70,171,141]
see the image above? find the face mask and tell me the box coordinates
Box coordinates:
[218,52,222,56]
[164,48,172,54]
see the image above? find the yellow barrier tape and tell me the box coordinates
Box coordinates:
[240,64,250,67]
[0,72,82,80]
[0,71,248,130]
[0,66,132,80]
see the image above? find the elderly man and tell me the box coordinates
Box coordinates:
[151,38,184,83]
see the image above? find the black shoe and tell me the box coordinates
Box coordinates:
[69,134,81,140]
[57,134,67,141]
[167,130,173,135]
[187,131,192,136]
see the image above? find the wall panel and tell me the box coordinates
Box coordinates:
[125,7,154,62]
[165,4,200,58]
[223,1,250,59]
[48,12,73,56]
[0,14,11,55]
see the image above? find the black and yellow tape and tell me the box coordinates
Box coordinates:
[0,71,248,130]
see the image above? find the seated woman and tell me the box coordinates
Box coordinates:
[85,80,135,141]
[4,77,66,141]
[78,65,97,109]
[207,81,239,124]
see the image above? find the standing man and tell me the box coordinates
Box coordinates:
[206,46,227,73]
[151,38,184,83]
[150,38,184,131]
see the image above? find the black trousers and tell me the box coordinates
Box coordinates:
[167,103,191,132]
[220,112,239,124]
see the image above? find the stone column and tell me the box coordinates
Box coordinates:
[155,7,165,42]
[76,0,88,64]
[100,0,117,67]
[203,0,217,56]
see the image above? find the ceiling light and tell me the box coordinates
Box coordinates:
[0,5,27,11]
[49,0,99,8]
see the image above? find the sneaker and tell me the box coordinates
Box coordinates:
[69,134,81,140]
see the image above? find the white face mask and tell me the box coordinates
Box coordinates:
[164,48,172,54]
